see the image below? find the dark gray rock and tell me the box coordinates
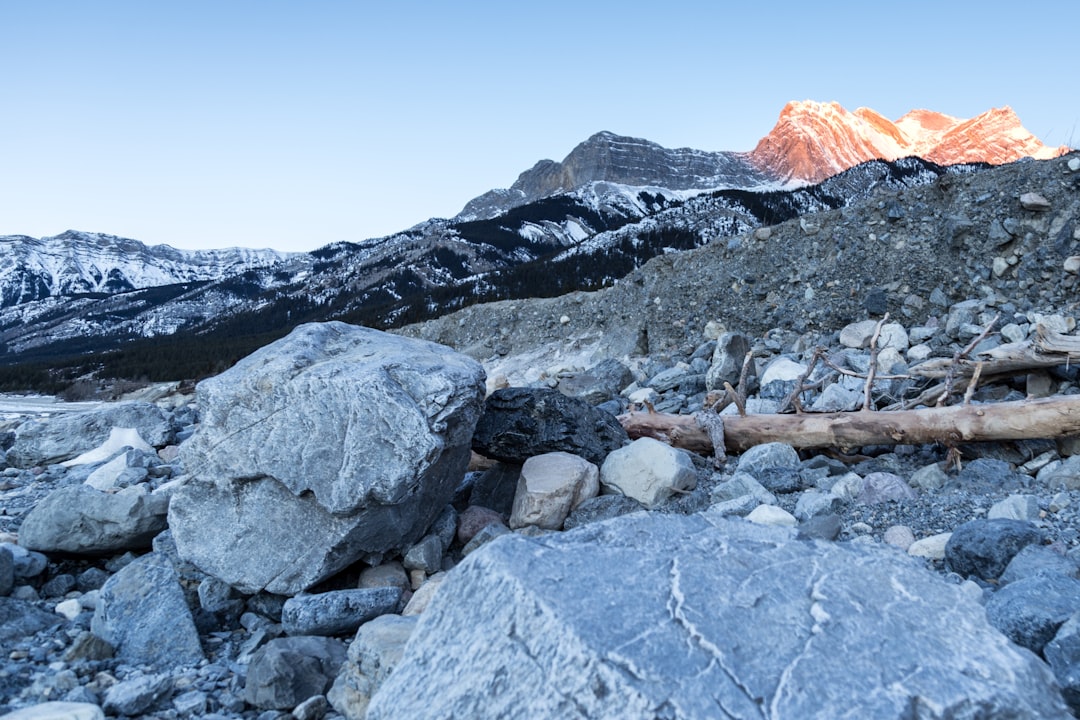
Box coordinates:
[706,332,754,391]
[403,535,444,574]
[18,485,168,554]
[76,567,110,592]
[797,513,843,541]
[171,322,485,596]
[557,359,634,405]
[1001,545,1080,585]
[6,402,174,468]
[754,467,803,494]
[945,518,1045,581]
[472,388,628,466]
[563,494,645,531]
[0,545,12,596]
[0,596,61,641]
[468,463,520,516]
[985,573,1080,654]
[41,573,76,598]
[102,674,172,717]
[735,442,799,476]
[366,512,1069,719]
[91,552,205,668]
[244,636,347,711]
[461,523,511,556]
[4,543,47,579]
[429,505,458,552]
[1045,613,1080,714]
[282,588,403,637]
[956,457,1028,492]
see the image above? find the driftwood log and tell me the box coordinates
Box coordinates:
[620,395,1080,455]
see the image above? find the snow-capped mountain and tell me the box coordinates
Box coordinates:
[0,230,295,308]
[0,100,1068,390]
[748,100,1067,183]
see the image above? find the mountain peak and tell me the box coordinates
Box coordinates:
[749,100,1067,183]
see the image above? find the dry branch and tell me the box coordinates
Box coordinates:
[619,395,1080,455]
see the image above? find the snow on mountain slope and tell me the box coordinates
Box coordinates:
[0,230,296,308]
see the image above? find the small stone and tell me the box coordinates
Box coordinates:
[402,572,448,616]
[908,533,951,560]
[600,438,696,510]
[244,636,347,711]
[857,472,917,505]
[358,562,410,595]
[172,689,209,716]
[736,442,800,475]
[509,452,599,530]
[54,598,83,621]
[461,523,511,556]
[1068,157,1080,172]
[1019,192,1051,211]
[291,693,328,720]
[102,673,172,716]
[710,472,776,506]
[745,504,797,527]
[62,631,114,662]
[945,519,1045,581]
[985,574,1080,653]
[883,525,916,551]
[1065,257,1080,275]
[282,588,403,637]
[559,315,570,325]
[456,506,506,545]
[753,226,772,241]
[992,257,1009,277]
[402,535,445,574]
[839,320,879,349]
[327,614,417,720]
[988,495,1041,522]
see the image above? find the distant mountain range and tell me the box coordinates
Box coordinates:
[0,101,1068,390]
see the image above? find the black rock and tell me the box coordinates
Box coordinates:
[945,519,1045,581]
[472,388,628,466]
[864,288,888,315]
[797,513,843,541]
[985,573,1080,654]
[468,463,521,516]
[0,596,61,641]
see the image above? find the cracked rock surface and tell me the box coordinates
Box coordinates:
[367,512,1071,719]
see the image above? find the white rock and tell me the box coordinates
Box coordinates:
[1065,256,1080,275]
[402,572,448,616]
[907,344,933,362]
[1019,192,1050,211]
[84,454,130,491]
[908,533,952,560]
[745,504,797,527]
[0,702,105,720]
[988,495,1041,521]
[761,357,807,385]
[1068,157,1080,172]
[61,428,153,467]
[54,598,83,621]
[1000,323,1029,344]
[992,257,1009,277]
[600,437,697,509]
[878,323,910,351]
[839,320,879,349]
[509,452,599,530]
[883,526,916,551]
[876,347,906,374]
[627,388,659,406]
[829,473,866,502]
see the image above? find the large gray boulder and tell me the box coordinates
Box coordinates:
[18,485,168,554]
[6,402,174,467]
[169,322,486,595]
[366,513,1070,719]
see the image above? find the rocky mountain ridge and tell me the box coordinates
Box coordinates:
[749,100,1068,183]
[0,231,294,309]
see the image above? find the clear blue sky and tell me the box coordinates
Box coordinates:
[2,1,1076,252]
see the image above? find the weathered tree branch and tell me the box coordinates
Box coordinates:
[620,395,1080,455]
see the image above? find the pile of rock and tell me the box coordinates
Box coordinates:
[2,313,1079,718]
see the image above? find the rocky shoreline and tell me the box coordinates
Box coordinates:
[2,155,1080,718]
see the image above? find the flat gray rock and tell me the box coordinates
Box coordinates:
[7,402,173,467]
[282,588,403,637]
[18,485,168,554]
[367,512,1070,719]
